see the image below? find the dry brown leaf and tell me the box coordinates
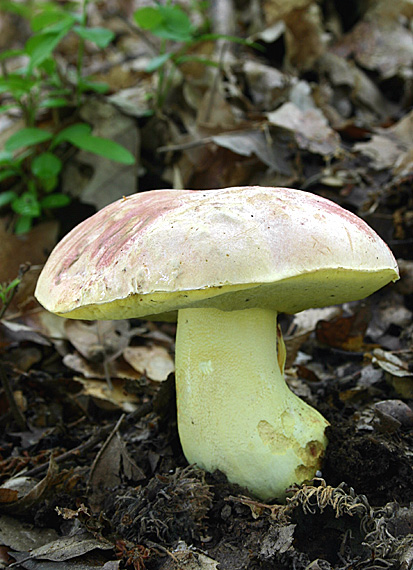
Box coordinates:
[284,307,341,368]
[316,308,373,352]
[332,18,413,79]
[354,134,401,171]
[0,488,18,504]
[243,60,287,109]
[372,349,413,378]
[0,458,59,515]
[12,533,114,564]
[63,352,141,382]
[88,430,145,496]
[64,319,133,362]
[72,374,142,412]
[123,344,174,382]
[318,52,394,119]
[109,83,156,118]
[197,89,241,131]
[0,514,59,551]
[391,109,413,146]
[0,320,51,347]
[212,130,292,173]
[283,4,325,70]
[354,110,413,172]
[263,0,313,23]
[267,102,341,156]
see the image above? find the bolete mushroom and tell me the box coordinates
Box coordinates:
[35,187,399,500]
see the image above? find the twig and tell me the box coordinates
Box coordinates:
[19,401,153,479]
[86,413,125,491]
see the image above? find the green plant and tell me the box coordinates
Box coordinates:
[134,1,256,109]
[0,0,135,233]
[0,276,21,319]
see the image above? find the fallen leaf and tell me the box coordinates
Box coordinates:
[72,375,142,412]
[318,52,394,119]
[354,134,401,171]
[0,514,59,551]
[332,19,413,79]
[123,344,174,382]
[0,320,51,347]
[88,430,145,498]
[283,4,325,70]
[212,130,292,173]
[284,306,341,368]
[243,60,287,109]
[0,458,59,515]
[267,102,341,155]
[64,320,133,362]
[12,533,113,563]
[316,307,372,352]
[372,348,413,378]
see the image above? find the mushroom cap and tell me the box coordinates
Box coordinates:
[35,186,399,320]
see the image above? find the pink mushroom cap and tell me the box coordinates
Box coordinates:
[35,186,399,320]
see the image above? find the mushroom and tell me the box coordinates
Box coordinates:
[35,187,399,500]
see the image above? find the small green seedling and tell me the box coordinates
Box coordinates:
[0,276,21,319]
[134,2,257,109]
[0,0,135,233]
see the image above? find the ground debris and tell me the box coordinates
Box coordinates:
[104,465,213,545]
[232,479,413,569]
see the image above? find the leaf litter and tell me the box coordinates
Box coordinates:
[0,0,413,568]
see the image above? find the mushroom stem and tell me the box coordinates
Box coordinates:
[175,306,329,500]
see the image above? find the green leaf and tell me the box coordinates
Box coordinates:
[31,10,76,33]
[0,190,18,207]
[0,0,31,17]
[40,193,71,209]
[157,4,193,41]
[38,57,57,75]
[26,31,66,68]
[0,169,18,183]
[0,151,13,164]
[134,4,193,42]
[0,104,17,114]
[53,123,134,164]
[134,7,164,31]
[146,53,172,72]
[14,215,33,235]
[0,49,25,62]
[0,75,35,96]
[4,277,21,293]
[11,192,41,217]
[39,97,69,108]
[73,135,135,164]
[31,152,62,179]
[74,26,115,48]
[52,123,91,146]
[41,176,58,193]
[77,78,109,94]
[5,128,53,152]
